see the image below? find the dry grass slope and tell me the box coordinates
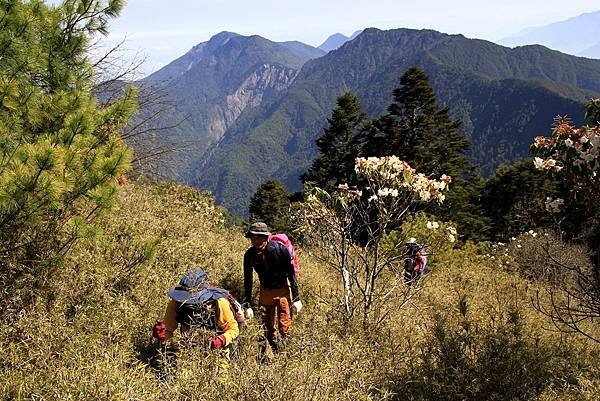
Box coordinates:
[1,182,598,400]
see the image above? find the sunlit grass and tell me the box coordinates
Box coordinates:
[1,181,598,400]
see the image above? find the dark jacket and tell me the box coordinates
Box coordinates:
[244,240,300,306]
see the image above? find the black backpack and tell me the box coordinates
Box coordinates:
[176,293,246,331]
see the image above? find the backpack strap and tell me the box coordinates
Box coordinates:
[269,239,286,267]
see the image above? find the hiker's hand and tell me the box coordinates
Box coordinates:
[152,321,166,342]
[245,308,254,319]
[292,300,303,314]
[209,334,226,350]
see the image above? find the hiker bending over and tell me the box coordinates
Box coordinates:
[152,268,240,356]
[243,222,301,356]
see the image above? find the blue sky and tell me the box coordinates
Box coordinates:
[98,0,600,76]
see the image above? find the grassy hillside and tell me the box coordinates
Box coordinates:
[1,181,598,400]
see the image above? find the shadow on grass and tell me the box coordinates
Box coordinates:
[132,333,178,382]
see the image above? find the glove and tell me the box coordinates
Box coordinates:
[152,320,166,342]
[292,300,303,314]
[245,308,254,319]
[209,334,226,350]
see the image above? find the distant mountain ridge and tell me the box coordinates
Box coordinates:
[136,32,325,179]
[318,30,363,52]
[189,28,600,215]
[129,28,600,216]
[499,11,600,58]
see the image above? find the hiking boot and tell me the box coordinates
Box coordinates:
[257,344,274,364]
[274,337,288,354]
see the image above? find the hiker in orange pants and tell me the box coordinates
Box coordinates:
[260,287,293,346]
[243,222,301,357]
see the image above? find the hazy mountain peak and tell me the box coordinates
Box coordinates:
[499,10,600,57]
[350,29,363,39]
[279,41,326,61]
[580,41,600,59]
[144,31,242,82]
[318,33,350,52]
[205,31,240,49]
[318,29,366,52]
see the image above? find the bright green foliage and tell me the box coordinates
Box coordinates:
[382,211,458,269]
[301,92,368,192]
[0,0,135,286]
[248,178,293,234]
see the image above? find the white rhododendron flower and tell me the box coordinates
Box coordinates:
[377,188,389,197]
[426,221,440,230]
[353,156,451,203]
[564,138,574,147]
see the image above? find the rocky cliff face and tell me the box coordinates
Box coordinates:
[205,64,298,143]
[132,33,316,182]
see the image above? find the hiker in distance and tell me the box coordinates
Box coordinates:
[403,237,427,285]
[243,222,301,357]
[152,268,242,359]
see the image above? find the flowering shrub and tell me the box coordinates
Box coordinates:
[299,156,451,327]
[530,109,600,342]
[532,117,599,197]
[354,156,451,203]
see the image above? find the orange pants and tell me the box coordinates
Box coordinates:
[259,287,292,344]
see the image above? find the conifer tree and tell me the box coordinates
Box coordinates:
[0,0,136,286]
[302,92,368,192]
[363,67,488,240]
[249,179,293,234]
[481,160,561,240]
[364,67,470,177]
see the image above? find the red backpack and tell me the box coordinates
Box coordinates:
[269,233,300,277]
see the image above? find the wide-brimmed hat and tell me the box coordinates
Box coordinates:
[167,268,230,305]
[245,222,271,238]
[167,268,208,304]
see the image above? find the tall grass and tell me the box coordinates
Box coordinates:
[1,181,598,400]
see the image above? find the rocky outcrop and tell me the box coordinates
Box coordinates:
[205,64,297,143]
